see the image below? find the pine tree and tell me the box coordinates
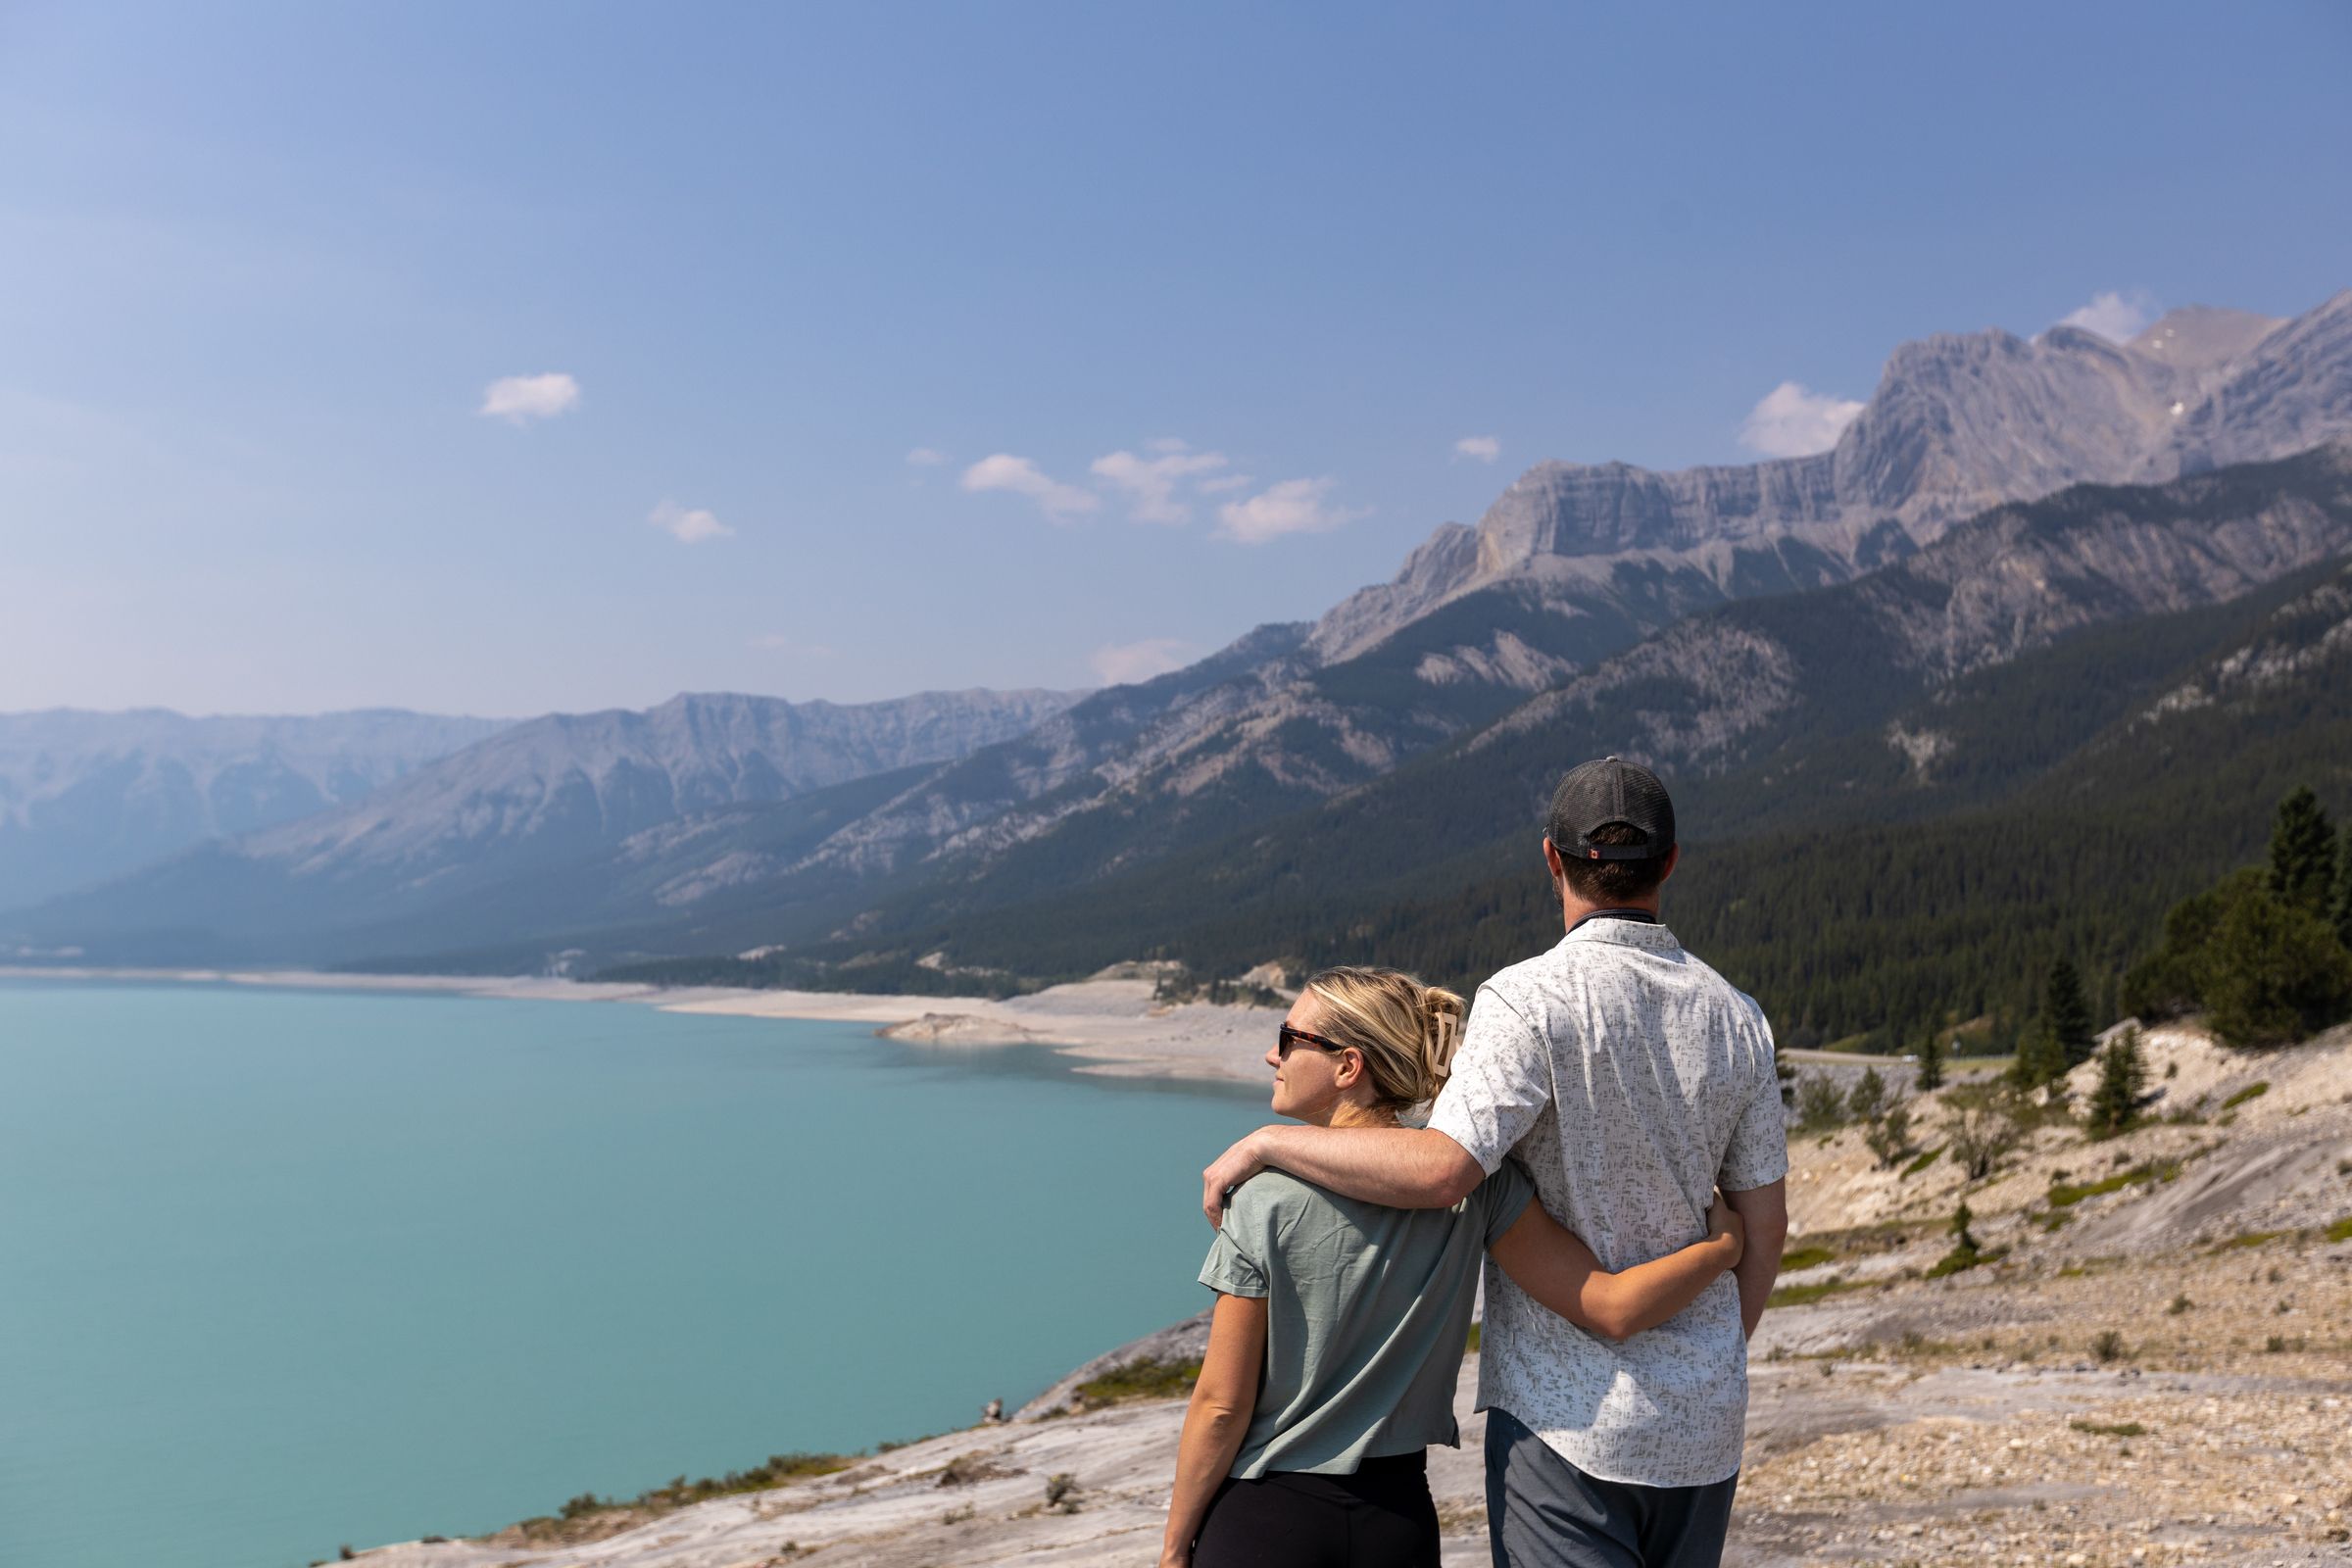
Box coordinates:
[2084,1026,2146,1138]
[2203,889,2352,1047]
[1915,1031,1946,1093]
[2268,786,2338,913]
[2046,958,2096,1071]
[1847,1065,1890,1123]
[2336,835,2352,952]
[2009,1024,2065,1092]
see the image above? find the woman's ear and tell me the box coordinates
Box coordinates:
[1336,1048,1365,1090]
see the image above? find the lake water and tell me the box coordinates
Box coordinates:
[0,979,1269,1568]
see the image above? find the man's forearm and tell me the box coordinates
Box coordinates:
[1250,1124,1482,1208]
[1720,1179,1788,1338]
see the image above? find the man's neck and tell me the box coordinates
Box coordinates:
[1559,893,1663,933]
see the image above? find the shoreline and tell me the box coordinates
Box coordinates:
[0,962,1286,1088]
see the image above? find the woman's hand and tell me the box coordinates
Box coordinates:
[1707,1193,1746,1265]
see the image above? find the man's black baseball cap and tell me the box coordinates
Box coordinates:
[1545,756,1676,862]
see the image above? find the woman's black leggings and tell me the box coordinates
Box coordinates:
[1192,1450,1440,1568]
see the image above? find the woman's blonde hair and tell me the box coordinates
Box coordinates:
[1300,965,1465,1111]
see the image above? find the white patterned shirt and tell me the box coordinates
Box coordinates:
[1427,916,1787,1488]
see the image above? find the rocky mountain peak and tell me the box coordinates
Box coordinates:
[2129,305,2285,372]
[1307,290,2352,665]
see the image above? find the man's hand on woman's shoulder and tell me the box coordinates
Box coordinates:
[1201,1129,1272,1227]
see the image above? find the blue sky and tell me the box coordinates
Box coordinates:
[3,3,2348,717]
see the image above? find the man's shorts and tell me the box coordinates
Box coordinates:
[1485,1406,1739,1568]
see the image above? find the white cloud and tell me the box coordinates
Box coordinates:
[1215,476,1366,545]
[1453,435,1500,463]
[749,634,837,659]
[1090,637,1197,686]
[905,447,948,466]
[2057,289,2158,343]
[1090,442,1231,524]
[1198,472,1251,493]
[959,453,1100,520]
[1738,381,1864,458]
[649,499,733,544]
[478,372,581,423]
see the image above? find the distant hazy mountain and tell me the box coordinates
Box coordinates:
[0,710,512,912]
[11,688,1080,960]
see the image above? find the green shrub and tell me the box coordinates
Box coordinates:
[2220,1081,2270,1110]
[1073,1357,1200,1407]
[2326,1216,2352,1244]
[1794,1074,1848,1132]
[2046,1158,2179,1207]
[1780,1244,1837,1272]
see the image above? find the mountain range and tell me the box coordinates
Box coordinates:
[0,710,513,912]
[9,289,2351,997]
[0,689,1077,953]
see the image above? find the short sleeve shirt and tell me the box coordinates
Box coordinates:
[1426,917,1787,1488]
[1200,1162,1534,1478]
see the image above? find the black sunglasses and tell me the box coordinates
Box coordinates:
[1276,1024,1351,1060]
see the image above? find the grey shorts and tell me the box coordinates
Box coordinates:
[1484,1407,1738,1568]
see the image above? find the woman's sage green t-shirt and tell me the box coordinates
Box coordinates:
[1199,1161,1534,1478]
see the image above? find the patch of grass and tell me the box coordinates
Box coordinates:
[2071,1419,2148,1438]
[1072,1356,1200,1407]
[1465,1323,1481,1353]
[2219,1229,2286,1250]
[1780,1245,1838,1272]
[2324,1216,2352,1244]
[2046,1159,2180,1209]
[2169,1294,2193,1315]
[2038,1209,2074,1233]
[2220,1081,2270,1110]
[1768,1274,1872,1309]
[1924,1245,2006,1281]
[2090,1329,2129,1363]
[1899,1146,1944,1180]
[518,1450,857,1538]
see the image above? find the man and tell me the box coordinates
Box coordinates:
[1200,756,1788,1568]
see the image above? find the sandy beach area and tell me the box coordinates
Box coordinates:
[0,964,1288,1087]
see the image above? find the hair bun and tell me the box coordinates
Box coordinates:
[1421,987,1465,1083]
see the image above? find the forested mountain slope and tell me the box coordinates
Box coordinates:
[801,445,2352,1044]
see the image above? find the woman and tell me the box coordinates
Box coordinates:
[1159,966,1744,1568]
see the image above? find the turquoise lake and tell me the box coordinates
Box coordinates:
[0,979,1270,1568]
